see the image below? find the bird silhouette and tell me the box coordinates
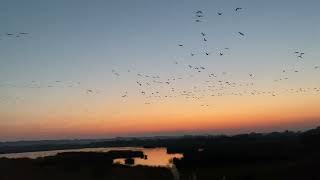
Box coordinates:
[86,89,93,94]
[235,8,243,11]
[238,32,245,36]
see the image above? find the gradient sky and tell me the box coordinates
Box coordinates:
[0,0,320,141]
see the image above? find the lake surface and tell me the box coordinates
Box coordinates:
[0,147,183,167]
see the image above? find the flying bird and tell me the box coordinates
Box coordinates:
[238,32,245,36]
[112,69,120,76]
[86,89,93,94]
[235,8,243,11]
[218,12,222,15]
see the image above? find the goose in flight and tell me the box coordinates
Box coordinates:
[86,89,93,94]
[238,32,245,36]
[235,8,242,11]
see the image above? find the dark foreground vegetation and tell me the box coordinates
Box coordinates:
[171,126,320,180]
[0,151,172,180]
[1,126,320,180]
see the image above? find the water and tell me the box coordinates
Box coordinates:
[0,147,183,167]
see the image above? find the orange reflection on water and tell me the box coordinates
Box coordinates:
[0,147,183,168]
[114,147,183,167]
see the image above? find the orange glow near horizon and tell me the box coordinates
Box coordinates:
[1,92,319,141]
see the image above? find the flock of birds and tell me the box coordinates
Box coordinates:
[0,8,319,108]
[0,32,29,40]
[110,8,319,107]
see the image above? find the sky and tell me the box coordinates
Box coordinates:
[0,0,320,141]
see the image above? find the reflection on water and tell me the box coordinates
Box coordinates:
[114,148,183,167]
[0,147,183,167]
